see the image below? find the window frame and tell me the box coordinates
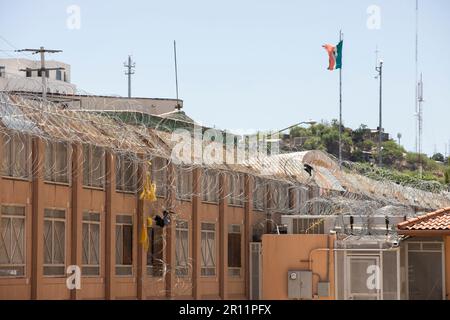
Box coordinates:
[175,220,189,277]
[115,153,137,193]
[228,173,244,207]
[227,224,242,277]
[43,208,66,277]
[44,140,71,184]
[146,225,164,277]
[200,222,216,277]
[115,214,133,276]
[1,132,30,179]
[202,170,219,204]
[82,211,101,277]
[0,205,26,278]
[151,157,167,198]
[253,177,266,211]
[82,144,105,189]
[175,166,193,202]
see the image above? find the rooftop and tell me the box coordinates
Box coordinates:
[397,207,450,233]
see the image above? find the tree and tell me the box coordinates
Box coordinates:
[378,140,405,166]
[431,153,444,162]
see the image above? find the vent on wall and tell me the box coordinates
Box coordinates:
[249,242,262,300]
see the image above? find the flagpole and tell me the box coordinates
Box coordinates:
[338,30,343,169]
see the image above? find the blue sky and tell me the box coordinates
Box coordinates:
[1,0,449,156]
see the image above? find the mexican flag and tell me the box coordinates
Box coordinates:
[323,40,343,71]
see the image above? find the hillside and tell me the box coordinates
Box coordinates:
[288,120,450,190]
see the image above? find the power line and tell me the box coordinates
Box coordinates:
[123,55,135,98]
[15,46,64,100]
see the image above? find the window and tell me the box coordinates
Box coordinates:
[175,220,189,276]
[253,177,266,211]
[147,226,163,277]
[56,70,62,81]
[269,182,289,211]
[292,218,325,234]
[228,224,241,277]
[115,153,137,192]
[152,157,167,198]
[115,215,133,275]
[176,166,192,201]
[82,212,100,276]
[25,69,31,77]
[228,173,244,206]
[45,141,70,183]
[293,186,309,214]
[37,70,49,78]
[201,222,216,276]
[202,170,219,203]
[2,133,29,178]
[0,66,5,78]
[63,72,67,82]
[0,206,25,277]
[83,144,105,188]
[43,209,66,276]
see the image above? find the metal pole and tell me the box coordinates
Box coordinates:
[377,61,383,167]
[418,73,424,178]
[40,46,46,100]
[415,0,419,154]
[174,40,181,110]
[339,31,343,169]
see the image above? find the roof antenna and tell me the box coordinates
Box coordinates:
[173,40,182,111]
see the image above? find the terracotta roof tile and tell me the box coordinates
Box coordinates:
[397,207,450,231]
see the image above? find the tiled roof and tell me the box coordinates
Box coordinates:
[397,207,450,231]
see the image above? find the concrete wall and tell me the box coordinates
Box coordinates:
[261,234,335,300]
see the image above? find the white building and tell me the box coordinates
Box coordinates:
[0,58,77,94]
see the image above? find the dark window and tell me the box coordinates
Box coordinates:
[56,70,62,81]
[146,226,163,277]
[228,225,241,277]
[38,70,49,77]
[0,66,6,77]
[115,215,133,276]
[25,69,31,77]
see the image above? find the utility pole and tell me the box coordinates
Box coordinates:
[124,55,135,98]
[15,46,63,100]
[375,60,383,167]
